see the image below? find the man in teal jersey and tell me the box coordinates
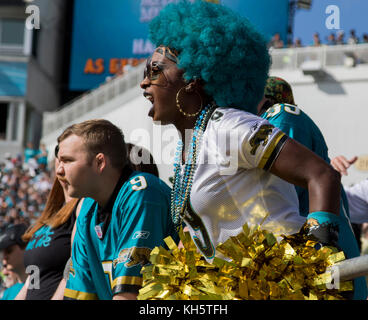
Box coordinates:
[258,77,330,215]
[257,76,367,300]
[57,119,178,300]
[1,265,24,300]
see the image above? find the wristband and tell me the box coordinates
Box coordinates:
[306,211,340,248]
[307,211,340,227]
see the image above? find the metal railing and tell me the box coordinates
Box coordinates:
[0,45,26,57]
[270,43,368,70]
[42,63,145,136]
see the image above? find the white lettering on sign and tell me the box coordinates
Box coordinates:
[139,0,183,23]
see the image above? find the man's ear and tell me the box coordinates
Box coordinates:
[95,153,106,173]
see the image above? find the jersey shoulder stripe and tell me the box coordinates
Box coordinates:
[258,132,288,171]
[64,288,98,300]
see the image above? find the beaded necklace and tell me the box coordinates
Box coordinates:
[170,103,216,230]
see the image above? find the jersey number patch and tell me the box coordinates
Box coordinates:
[130,176,147,191]
[266,103,301,118]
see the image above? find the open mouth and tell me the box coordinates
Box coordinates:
[143,92,154,104]
[144,92,155,117]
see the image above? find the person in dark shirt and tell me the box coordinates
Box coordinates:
[15,149,80,300]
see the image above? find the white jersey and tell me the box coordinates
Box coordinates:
[345,179,368,224]
[183,107,305,262]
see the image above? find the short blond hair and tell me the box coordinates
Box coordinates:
[57,119,127,171]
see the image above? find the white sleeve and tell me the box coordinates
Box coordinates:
[227,114,287,170]
[208,109,287,174]
[345,179,368,224]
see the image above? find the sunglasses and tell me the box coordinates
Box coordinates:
[143,46,179,86]
[143,57,169,86]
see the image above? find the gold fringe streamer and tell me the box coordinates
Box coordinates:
[138,224,353,300]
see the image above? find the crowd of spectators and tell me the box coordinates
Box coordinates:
[0,143,52,233]
[269,29,368,49]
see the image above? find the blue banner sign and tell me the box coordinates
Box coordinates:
[69,0,289,91]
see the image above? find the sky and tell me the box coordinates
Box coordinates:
[293,0,368,46]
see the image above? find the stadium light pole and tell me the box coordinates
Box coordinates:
[288,0,312,46]
[288,1,297,47]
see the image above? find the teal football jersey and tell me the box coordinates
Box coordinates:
[262,103,329,215]
[65,171,178,300]
[0,283,24,300]
[262,103,367,300]
[261,103,339,215]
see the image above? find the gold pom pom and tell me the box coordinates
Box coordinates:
[138,224,353,300]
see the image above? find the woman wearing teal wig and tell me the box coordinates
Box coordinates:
[141,0,360,299]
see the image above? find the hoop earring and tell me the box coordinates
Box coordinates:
[176,86,203,118]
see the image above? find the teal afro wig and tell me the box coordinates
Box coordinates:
[148,0,271,114]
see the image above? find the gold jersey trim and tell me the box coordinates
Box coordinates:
[112,276,143,290]
[258,131,287,170]
[64,288,98,300]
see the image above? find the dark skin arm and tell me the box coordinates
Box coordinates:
[113,292,137,300]
[269,138,341,216]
